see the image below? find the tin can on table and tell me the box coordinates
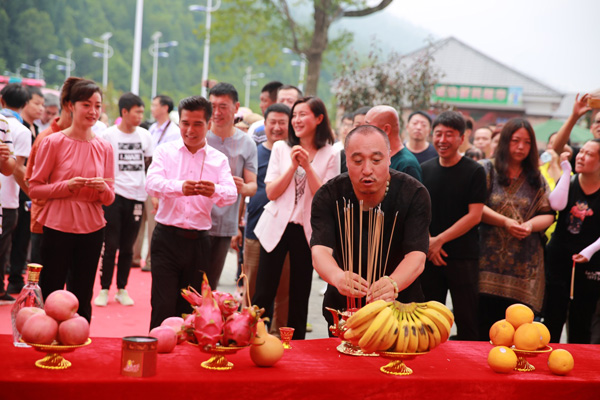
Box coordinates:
[121,336,158,377]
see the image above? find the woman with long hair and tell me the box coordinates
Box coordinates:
[477,118,554,339]
[252,96,339,339]
[29,77,115,323]
[544,93,600,343]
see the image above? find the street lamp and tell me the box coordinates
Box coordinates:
[19,59,44,80]
[243,66,265,108]
[148,31,178,100]
[282,47,307,92]
[189,0,222,98]
[48,50,76,80]
[83,32,114,88]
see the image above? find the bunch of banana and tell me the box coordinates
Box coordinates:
[342,299,454,354]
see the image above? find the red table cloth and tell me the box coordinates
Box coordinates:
[2,335,599,400]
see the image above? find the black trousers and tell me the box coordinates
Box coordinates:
[0,208,18,292]
[543,251,572,343]
[100,195,143,290]
[543,246,600,344]
[29,232,43,264]
[149,223,210,330]
[252,223,313,340]
[9,190,31,286]
[40,227,105,323]
[420,258,479,340]
[478,295,529,341]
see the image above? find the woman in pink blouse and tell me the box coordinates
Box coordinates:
[29,78,115,322]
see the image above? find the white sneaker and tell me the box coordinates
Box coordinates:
[94,289,109,306]
[115,289,134,306]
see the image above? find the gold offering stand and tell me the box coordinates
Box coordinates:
[377,351,428,376]
[513,346,552,372]
[188,341,248,371]
[23,338,92,370]
[326,307,378,357]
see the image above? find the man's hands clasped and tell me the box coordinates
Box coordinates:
[183,180,215,197]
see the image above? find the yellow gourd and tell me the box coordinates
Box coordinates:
[250,320,284,367]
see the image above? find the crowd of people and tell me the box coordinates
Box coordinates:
[0,77,599,345]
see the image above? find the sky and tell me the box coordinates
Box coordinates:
[386,0,600,94]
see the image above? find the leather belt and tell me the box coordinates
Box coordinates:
[157,223,208,240]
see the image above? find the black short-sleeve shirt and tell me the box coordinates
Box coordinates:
[311,169,431,311]
[421,156,486,259]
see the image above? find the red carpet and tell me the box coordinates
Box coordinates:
[1,267,153,338]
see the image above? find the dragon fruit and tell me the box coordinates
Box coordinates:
[221,306,261,347]
[181,313,196,343]
[213,291,240,318]
[193,275,223,348]
[181,286,203,308]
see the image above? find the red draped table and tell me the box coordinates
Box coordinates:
[2,335,599,399]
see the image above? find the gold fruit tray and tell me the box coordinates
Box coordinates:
[336,341,379,357]
[512,345,552,372]
[377,351,429,376]
[22,338,92,370]
[188,341,248,371]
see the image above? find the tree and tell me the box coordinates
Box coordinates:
[331,42,443,130]
[207,0,393,96]
[8,8,58,72]
[281,0,393,96]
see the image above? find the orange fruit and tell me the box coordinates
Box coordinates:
[488,346,517,373]
[548,349,574,375]
[489,319,515,346]
[505,304,534,329]
[533,321,550,348]
[513,323,542,351]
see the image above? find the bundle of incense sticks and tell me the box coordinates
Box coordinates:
[336,199,398,312]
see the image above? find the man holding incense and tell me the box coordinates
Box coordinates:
[311,125,431,330]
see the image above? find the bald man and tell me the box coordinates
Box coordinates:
[365,105,422,181]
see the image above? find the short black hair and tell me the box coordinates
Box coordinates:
[26,86,43,99]
[341,112,353,121]
[209,82,238,103]
[0,83,31,109]
[178,96,212,121]
[264,103,291,120]
[154,94,174,113]
[261,81,283,102]
[353,106,371,120]
[465,147,484,161]
[408,110,432,127]
[118,92,145,117]
[277,85,303,97]
[464,116,474,131]
[432,111,466,136]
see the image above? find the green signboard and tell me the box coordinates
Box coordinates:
[431,84,523,107]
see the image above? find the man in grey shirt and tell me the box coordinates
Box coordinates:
[206,83,257,288]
